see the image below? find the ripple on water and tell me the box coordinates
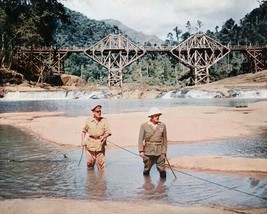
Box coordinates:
[0,125,266,208]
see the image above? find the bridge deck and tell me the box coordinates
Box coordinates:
[20,46,267,53]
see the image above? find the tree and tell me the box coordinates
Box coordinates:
[0,0,69,75]
[173,26,182,43]
[166,32,173,46]
[31,0,69,46]
[181,32,190,41]
[0,8,8,67]
[185,21,191,33]
[219,18,236,44]
[196,20,203,32]
[215,26,219,33]
[15,15,42,46]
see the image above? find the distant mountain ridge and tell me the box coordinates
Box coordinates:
[102,19,164,45]
[55,9,164,48]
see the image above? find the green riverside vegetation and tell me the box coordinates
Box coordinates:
[0,0,266,87]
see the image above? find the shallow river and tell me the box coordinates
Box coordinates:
[0,125,266,208]
[0,98,267,208]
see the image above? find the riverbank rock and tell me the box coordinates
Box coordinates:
[60,74,86,86]
[0,88,6,98]
[0,68,24,86]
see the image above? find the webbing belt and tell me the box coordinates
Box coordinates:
[146,141,162,145]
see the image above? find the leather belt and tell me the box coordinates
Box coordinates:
[89,135,101,140]
[146,141,162,145]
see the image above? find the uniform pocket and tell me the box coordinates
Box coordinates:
[158,127,164,132]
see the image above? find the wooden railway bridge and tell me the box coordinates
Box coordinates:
[17,33,267,87]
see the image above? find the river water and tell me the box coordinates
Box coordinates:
[1,97,267,116]
[0,98,267,208]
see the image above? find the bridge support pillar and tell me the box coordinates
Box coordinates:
[192,67,210,85]
[171,33,230,85]
[109,67,123,87]
[84,34,145,88]
[17,48,69,82]
[242,49,265,73]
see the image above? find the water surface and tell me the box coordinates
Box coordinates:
[1,98,267,116]
[0,125,266,208]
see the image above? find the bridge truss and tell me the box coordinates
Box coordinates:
[17,47,72,82]
[83,34,146,87]
[232,47,266,73]
[17,33,267,87]
[171,33,230,84]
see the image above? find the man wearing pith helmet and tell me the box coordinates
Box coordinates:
[81,105,111,170]
[138,107,168,178]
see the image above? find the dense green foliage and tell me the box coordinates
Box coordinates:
[54,9,118,47]
[205,1,267,78]
[0,0,266,86]
[0,0,68,68]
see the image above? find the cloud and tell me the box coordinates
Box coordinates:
[60,0,259,40]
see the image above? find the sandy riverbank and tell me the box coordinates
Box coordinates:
[1,198,267,214]
[1,102,267,214]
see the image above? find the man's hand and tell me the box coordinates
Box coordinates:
[81,131,87,147]
[100,135,106,142]
[100,133,111,142]
[140,151,144,158]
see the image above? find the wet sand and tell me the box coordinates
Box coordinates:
[170,155,267,173]
[1,101,267,213]
[1,198,267,214]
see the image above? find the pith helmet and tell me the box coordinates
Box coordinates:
[148,107,162,117]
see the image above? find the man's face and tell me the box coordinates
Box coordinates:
[93,107,102,119]
[150,114,160,124]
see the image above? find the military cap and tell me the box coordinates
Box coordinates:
[91,104,102,111]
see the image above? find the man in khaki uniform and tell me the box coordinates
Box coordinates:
[81,105,111,170]
[138,107,167,178]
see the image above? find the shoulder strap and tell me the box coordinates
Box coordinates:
[146,125,160,142]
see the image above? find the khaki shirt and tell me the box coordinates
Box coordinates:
[83,116,111,151]
[138,121,167,156]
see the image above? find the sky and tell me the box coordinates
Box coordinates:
[59,0,260,40]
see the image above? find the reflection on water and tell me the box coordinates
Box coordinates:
[139,176,168,200]
[0,125,267,208]
[86,170,107,199]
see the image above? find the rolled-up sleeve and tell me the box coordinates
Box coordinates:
[104,119,112,136]
[82,119,89,133]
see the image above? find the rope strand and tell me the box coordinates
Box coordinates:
[108,140,141,157]
[171,168,267,201]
